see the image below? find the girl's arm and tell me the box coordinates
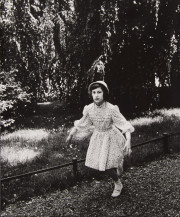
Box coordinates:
[124,131,132,156]
[125,131,131,141]
[66,104,92,144]
[66,127,77,144]
[112,105,134,134]
[112,105,134,156]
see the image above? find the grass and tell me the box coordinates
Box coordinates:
[1,102,180,209]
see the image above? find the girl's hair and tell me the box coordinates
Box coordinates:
[89,83,109,101]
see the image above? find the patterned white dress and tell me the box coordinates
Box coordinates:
[72,101,134,171]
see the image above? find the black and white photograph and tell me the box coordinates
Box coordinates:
[1,0,180,216]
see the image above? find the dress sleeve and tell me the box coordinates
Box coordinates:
[112,105,134,134]
[71,105,94,142]
[74,105,92,130]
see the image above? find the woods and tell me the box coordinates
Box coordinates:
[1,0,180,129]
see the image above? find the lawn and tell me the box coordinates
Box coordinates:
[1,102,180,209]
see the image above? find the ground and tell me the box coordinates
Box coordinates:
[1,153,180,217]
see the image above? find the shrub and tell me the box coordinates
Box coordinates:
[0,70,33,131]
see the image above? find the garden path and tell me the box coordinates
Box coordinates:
[2,153,179,217]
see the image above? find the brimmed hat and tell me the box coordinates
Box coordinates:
[88,81,109,94]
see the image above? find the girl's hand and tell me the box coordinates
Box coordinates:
[124,131,132,156]
[66,127,77,144]
[66,134,73,144]
[124,139,132,157]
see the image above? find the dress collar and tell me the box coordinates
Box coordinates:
[94,101,106,109]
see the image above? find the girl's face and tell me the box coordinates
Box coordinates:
[92,87,104,106]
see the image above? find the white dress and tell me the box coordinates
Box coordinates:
[72,102,134,171]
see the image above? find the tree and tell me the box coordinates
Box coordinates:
[1,0,179,127]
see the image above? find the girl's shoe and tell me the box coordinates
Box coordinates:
[111,179,123,197]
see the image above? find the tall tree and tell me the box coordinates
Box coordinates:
[1,0,179,126]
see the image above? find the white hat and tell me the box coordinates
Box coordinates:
[88,81,109,94]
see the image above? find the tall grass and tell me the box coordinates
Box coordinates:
[1,104,180,208]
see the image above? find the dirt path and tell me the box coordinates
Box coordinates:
[1,153,180,217]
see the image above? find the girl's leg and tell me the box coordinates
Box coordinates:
[117,159,124,177]
[106,168,119,182]
[88,167,104,181]
[106,168,123,197]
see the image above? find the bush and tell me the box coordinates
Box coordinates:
[0,70,33,131]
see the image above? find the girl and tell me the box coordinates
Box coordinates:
[66,81,134,197]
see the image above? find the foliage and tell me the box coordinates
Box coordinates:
[0,0,180,124]
[0,70,33,131]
